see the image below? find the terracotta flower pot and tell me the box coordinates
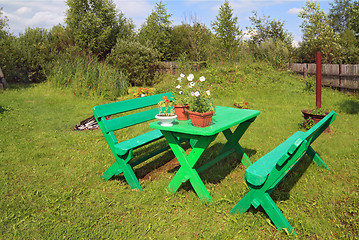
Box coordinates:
[188,110,214,128]
[174,105,189,121]
[301,109,330,132]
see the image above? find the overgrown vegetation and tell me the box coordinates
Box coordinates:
[1,0,359,89]
[1,62,358,239]
[45,53,128,99]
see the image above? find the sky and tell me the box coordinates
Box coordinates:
[0,0,332,45]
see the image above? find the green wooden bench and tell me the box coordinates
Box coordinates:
[230,111,337,235]
[93,92,175,191]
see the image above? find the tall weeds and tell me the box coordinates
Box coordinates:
[45,54,128,100]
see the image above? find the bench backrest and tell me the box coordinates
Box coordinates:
[246,111,337,190]
[301,111,336,146]
[93,92,173,147]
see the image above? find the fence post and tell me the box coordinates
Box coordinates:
[316,52,322,109]
[339,63,342,88]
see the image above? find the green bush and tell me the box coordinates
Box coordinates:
[106,38,161,86]
[251,39,292,69]
[45,54,128,100]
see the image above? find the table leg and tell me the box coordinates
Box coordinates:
[222,119,256,168]
[162,131,215,202]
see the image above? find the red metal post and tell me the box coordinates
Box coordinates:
[316,52,322,109]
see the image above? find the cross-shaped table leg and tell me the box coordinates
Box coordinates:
[221,119,255,168]
[161,131,217,202]
[196,118,256,173]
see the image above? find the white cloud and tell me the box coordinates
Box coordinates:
[28,11,64,26]
[2,1,67,34]
[243,29,256,40]
[288,8,302,15]
[115,0,152,17]
[292,39,299,48]
[15,7,32,15]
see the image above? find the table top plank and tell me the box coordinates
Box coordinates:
[149,106,260,136]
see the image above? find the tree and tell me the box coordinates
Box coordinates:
[211,0,241,59]
[338,29,359,63]
[248,11,293,46]
[329,0,354,33]
[299,0,340,63]
[17,27,52,82]
[138,0,172,61]
[247,11,294,68]
[0,7,8,36]
[107,39,160,86]
[349,1,359,36]
[65,0,133,58]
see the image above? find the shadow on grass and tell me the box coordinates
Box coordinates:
[0,105,9,114]
[167,142,257,193]
[339,99,359,114]
[109,140,257,194]
[110,141,190,183]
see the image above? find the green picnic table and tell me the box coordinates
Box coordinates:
[149,106,260,202]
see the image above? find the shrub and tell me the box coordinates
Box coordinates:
[45,54,128,100]
[106,38,161,86]
[251,39,292,69]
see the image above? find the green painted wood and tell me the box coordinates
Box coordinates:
[114,130,163,156]
[150,106,260,202]
[162,131,213,202]
[230,111,337,235]
[93,92,173,118]
[104,108,159,133]
[149,106,260,136]
[93,92,175,191]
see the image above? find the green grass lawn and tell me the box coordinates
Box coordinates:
[0,68,358,239]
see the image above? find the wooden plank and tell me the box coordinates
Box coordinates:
[93,92,173,118]
[104,108,159,133]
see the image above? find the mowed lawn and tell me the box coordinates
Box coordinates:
[0,72,358,239]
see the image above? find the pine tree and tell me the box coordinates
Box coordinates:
[212,0,241,59]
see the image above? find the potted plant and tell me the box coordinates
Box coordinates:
[155,96,177,126]
[187,74,215,128]
[172,73,191,120]
[234,99,249,109]
[301,108,330,131]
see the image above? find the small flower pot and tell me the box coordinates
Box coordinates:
[188,111,214,128]
[155,114,177,127]
[174,105,189,121]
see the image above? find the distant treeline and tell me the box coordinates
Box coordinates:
[0,0,358,91]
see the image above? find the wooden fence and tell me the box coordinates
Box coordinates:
[289,63,359,94]
[156,62,178,74]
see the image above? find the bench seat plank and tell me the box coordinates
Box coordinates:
[245,131,304,187]
[114,130,164,156]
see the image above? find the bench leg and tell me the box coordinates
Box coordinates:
[100,161,123,181]
[231,190,297,235]
[260,193,296,235]
[101,150,143,191]
[230,190,255,215]
[307,146,330,170]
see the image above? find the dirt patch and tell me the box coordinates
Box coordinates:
[141,157,180,182]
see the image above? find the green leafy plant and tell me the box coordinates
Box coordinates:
[157,95,174,116]
[309,107,327,115]
[233,99,248,109]
[187,74,215,113]
[300,117,315,129]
